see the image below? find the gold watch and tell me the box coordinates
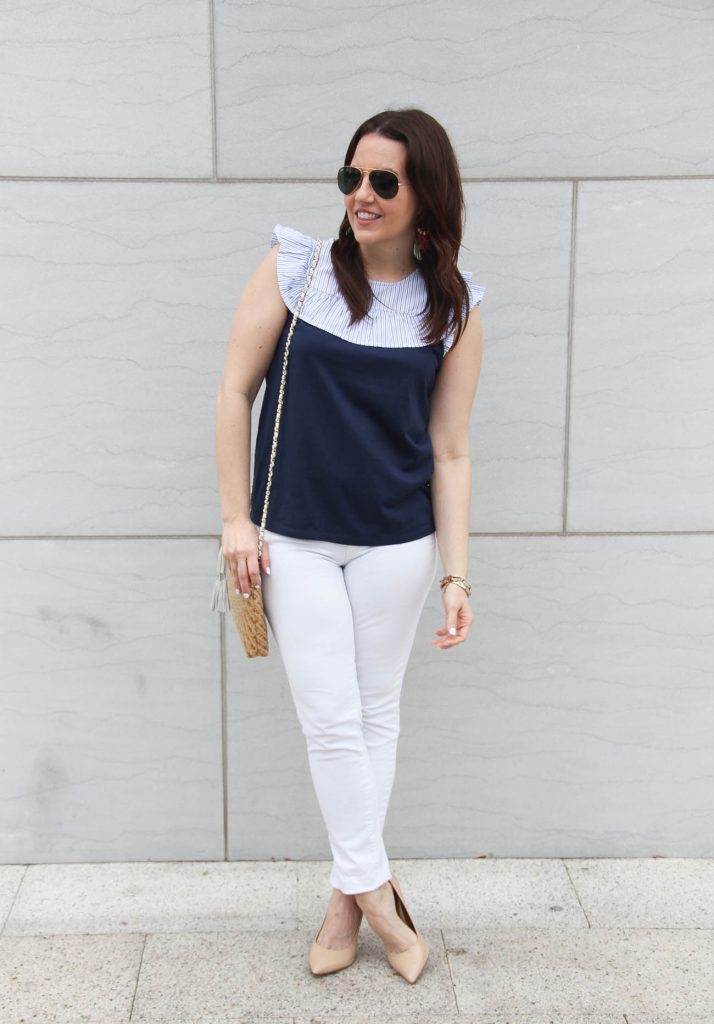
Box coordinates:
[439,574,472,598]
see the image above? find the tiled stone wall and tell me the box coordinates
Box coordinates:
[1,2,712,862]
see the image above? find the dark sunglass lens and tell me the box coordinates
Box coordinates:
[370,170,399,199]
[337,166,361,195]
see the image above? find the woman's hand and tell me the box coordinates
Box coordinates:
[432,584,473,649]
[221,517,271,598]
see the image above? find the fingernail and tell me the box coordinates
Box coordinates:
[266,566,271,575]
[449,627,456,635]
[243,592,250,599]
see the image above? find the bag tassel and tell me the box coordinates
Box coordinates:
[210,545,230,613]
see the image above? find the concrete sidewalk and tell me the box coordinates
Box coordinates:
[0,857,712,1023]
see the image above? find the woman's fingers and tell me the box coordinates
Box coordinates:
[432,627,468,647]
[432,611,472,648]
[432,637,466,648]
[228,538,269,598]
[231,557,251,598]
[221,520,272,599]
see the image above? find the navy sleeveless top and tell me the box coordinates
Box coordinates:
[249,225,485,546]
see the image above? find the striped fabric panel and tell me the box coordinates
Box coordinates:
[270,224,485,355]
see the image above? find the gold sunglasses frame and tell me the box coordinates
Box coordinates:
[337,165,411,198]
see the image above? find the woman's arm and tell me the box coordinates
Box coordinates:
[215,243,287,592]
[215,244,286,520]
[426,305,484,647]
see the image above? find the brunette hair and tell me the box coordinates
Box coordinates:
[330,108,471,349]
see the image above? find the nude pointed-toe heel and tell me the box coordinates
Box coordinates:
[308,906,363,976]
[389,873,405,901]
[384,878,429,984]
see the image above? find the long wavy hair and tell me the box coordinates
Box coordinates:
[330,108,471,349]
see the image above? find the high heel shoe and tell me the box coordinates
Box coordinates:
[308,903,363,976]
[383,878,429,984]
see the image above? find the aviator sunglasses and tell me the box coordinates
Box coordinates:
[337,165,410,201]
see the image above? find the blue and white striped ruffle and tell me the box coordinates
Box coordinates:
[270,223,485,355]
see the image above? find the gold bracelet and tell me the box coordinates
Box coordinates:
[440,574,472,598]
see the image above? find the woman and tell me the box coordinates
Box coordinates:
[215,108,485,984]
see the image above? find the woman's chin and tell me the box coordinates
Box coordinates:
[353,225,384,245]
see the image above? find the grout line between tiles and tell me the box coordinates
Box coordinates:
[2,530,714,540]
[220,574,229,862]
[128,932,147,1021]
[208,0,218,182]
[440,925,460,1013]
[0,864,29,935]
[562,179,577,533]
[563,858,592,928]
[0,174,713,183]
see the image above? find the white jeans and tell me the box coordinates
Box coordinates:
[260,527,438,895]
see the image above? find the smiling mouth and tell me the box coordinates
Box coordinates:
[356,212,381,221]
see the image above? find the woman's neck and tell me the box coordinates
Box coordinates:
[359,242,418,283]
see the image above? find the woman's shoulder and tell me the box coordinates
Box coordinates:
[442,270,486,355]
[270,223,321,254]
[460,270,486,310]
[269,223,332,313]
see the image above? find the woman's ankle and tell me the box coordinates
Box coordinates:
[333,887,359,904]
[354,880,391,912]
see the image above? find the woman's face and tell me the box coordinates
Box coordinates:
[343,133,419,255]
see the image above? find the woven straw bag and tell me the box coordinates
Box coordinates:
[210,237,323,657]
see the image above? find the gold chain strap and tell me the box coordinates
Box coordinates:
[257,238,323,560]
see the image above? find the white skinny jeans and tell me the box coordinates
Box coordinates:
[259,527,438,895]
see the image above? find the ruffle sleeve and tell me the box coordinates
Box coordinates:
[270,223,318,313]
[443,270,486,355]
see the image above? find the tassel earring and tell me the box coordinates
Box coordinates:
[413,227,430,261]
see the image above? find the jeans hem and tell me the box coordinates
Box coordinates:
[329,866,392,895]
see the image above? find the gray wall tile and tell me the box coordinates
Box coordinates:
[396,534,714,858]
[214,0,714,177]
[226,535,714,860]
[0,181,494,536]
[0,182,331,535]
[570,180,714,530]
[462,182,572,532]
[0,540,223,862]
[0,2,213,178]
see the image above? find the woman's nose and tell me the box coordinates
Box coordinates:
[354,173,375,202]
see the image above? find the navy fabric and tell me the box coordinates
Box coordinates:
[248,223,486,547]
[250,315,444,546]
